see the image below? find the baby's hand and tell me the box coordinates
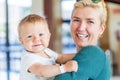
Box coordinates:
[63,60,78,72]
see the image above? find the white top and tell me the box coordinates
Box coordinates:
[20,48,58,80]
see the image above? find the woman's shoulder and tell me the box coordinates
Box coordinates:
[72,45,109,69]
[72,45,111,78]
[74,45,106,60]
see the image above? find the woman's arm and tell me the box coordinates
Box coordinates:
[56,53,76,64]
[54,46,111,80]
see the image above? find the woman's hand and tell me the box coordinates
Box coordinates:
[63,60,78,72]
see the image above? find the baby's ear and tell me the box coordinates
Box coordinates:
[19,37,23,44]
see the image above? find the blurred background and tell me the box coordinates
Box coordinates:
[0,0,120,80]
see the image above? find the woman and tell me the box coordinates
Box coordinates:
[54,0,111,80]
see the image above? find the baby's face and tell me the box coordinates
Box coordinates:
[19,22,51,53]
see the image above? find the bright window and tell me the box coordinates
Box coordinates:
[0,0,32,80]
[61,0,76,53]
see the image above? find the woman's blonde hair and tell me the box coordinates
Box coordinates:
[72,0,107,25]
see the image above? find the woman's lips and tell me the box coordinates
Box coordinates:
[76,32,88,41]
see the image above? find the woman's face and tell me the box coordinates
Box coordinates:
[71,7,105,51]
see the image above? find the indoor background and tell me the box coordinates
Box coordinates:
[0,0,120,80]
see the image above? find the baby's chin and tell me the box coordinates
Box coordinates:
[33,49,45,53]
[27,49,44,53]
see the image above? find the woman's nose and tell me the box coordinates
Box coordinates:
[77,22,86,31]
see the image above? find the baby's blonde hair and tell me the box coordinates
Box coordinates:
[72,0,107,25]
[18,14,49,37]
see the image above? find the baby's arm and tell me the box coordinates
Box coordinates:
[28,60,78,78]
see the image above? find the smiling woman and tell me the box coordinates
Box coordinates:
[71,0,107,51]
[54,0,111,80]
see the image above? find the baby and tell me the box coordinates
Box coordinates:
[18,14,78,80]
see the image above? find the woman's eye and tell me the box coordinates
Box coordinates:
[39,33,44,36]
[27,35,32,38]
[88,21,94,24]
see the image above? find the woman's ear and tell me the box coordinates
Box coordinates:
[100,24,106,35]
[49,33,51,37]
[49,33,51,39]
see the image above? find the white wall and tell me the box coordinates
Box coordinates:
[108,3,120,55]
[31,0,44,16]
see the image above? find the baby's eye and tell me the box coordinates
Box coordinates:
[73,19,80,22]
[27,35,32,38]
[39,33,44,36]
